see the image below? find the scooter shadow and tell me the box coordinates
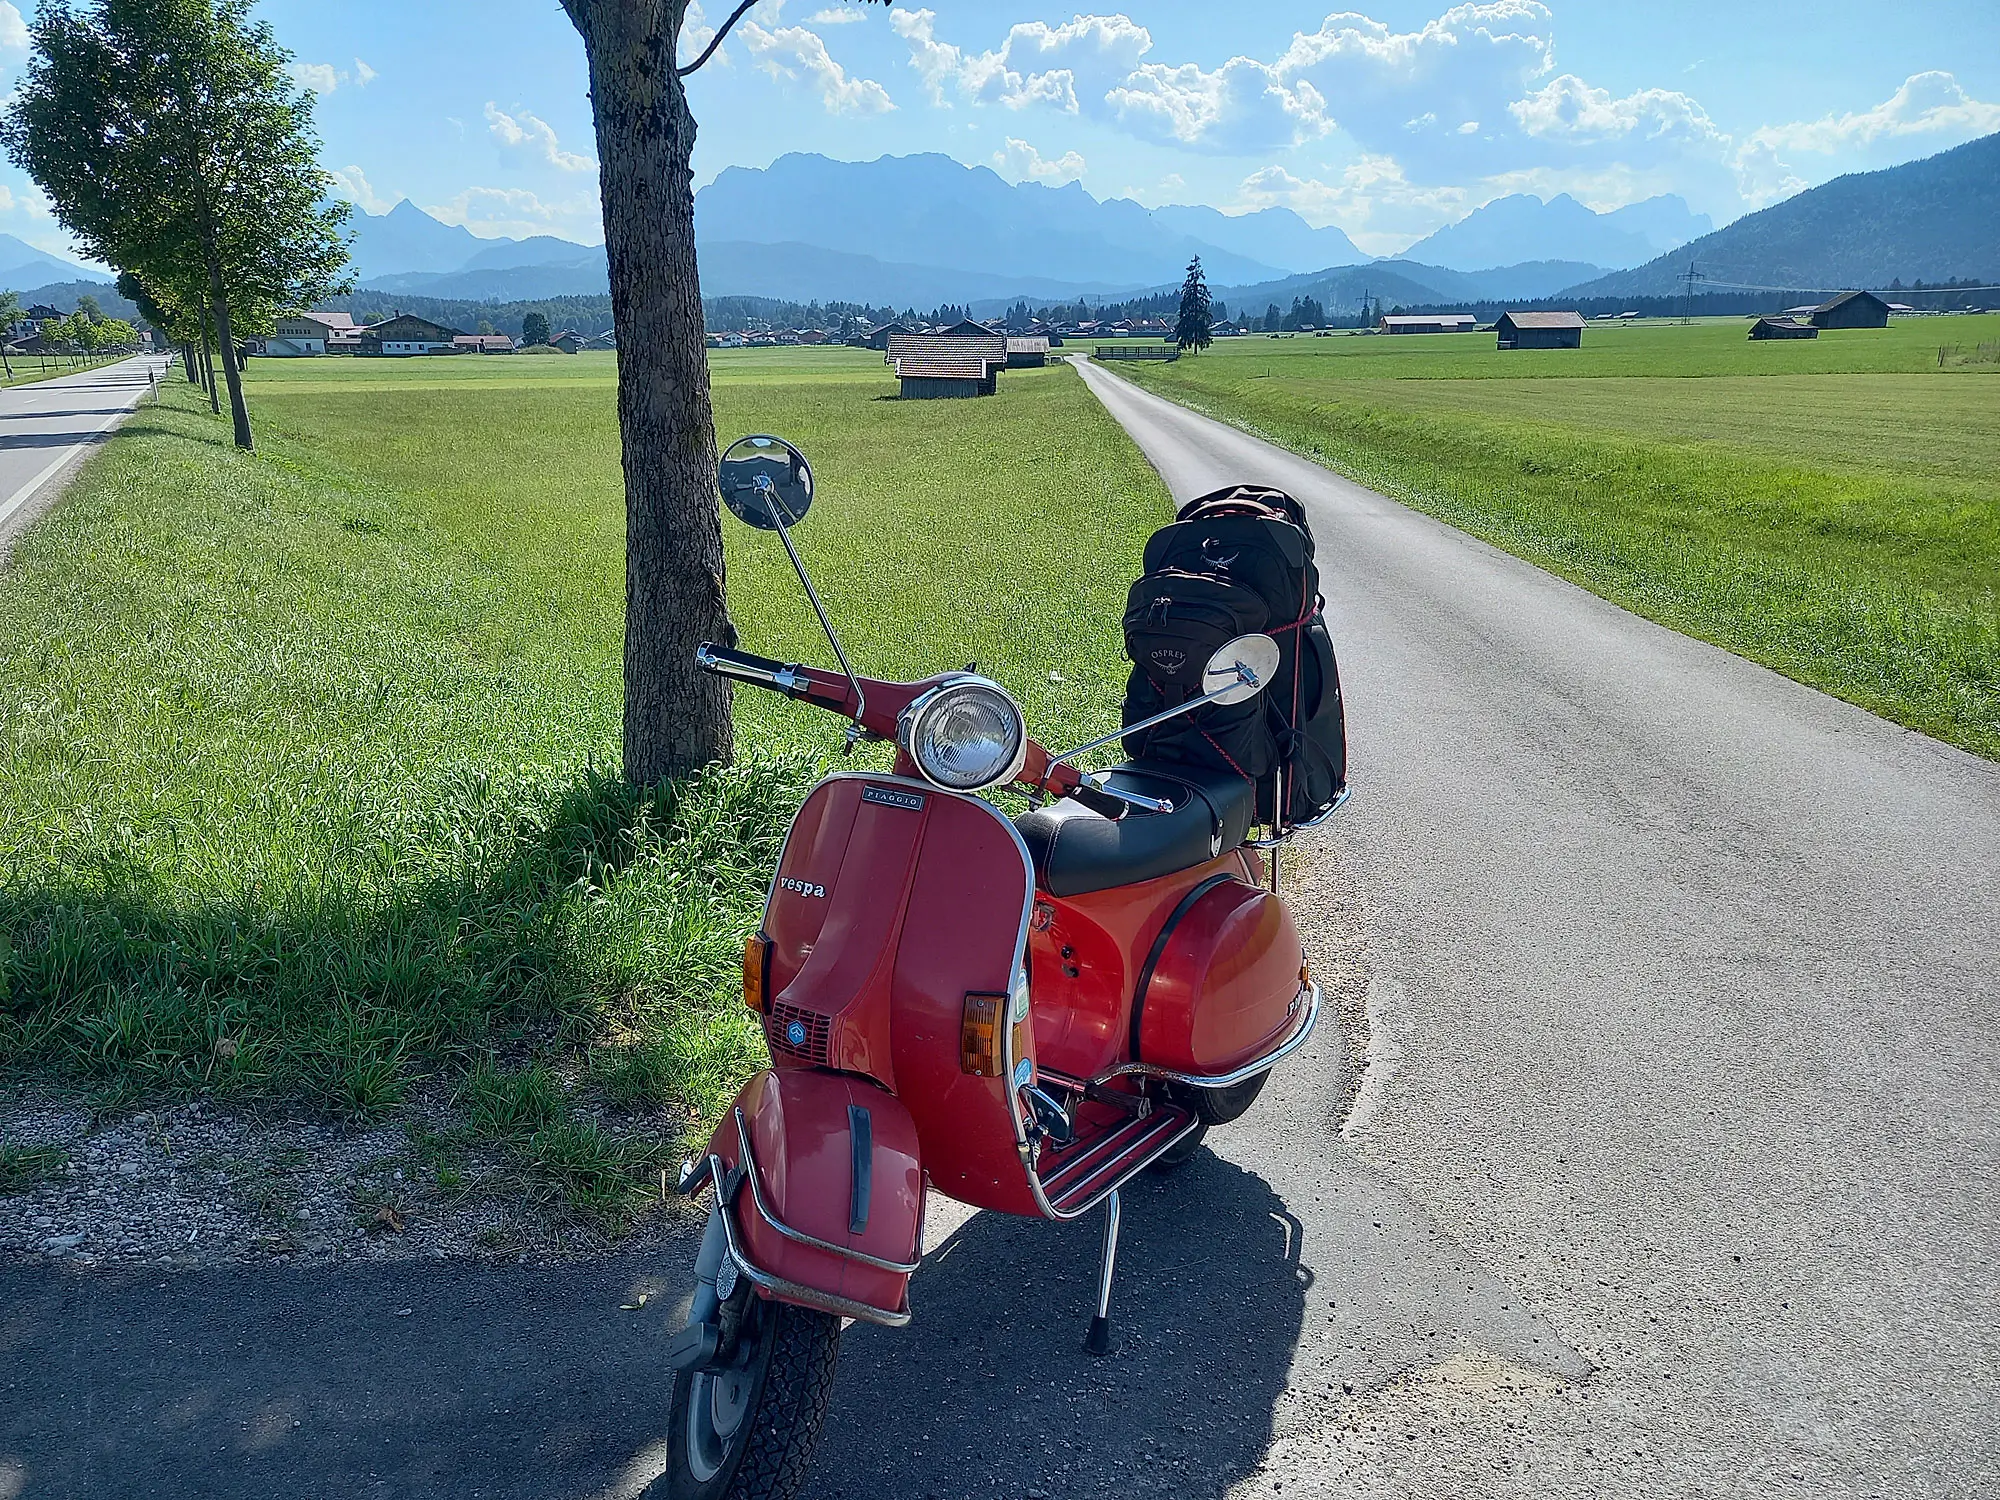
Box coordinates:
[810,1152,1306,1499]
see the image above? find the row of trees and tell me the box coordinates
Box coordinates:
[1,0,350,451]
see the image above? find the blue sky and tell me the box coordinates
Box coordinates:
[3,1,1997,260]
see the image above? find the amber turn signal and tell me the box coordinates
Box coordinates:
[961,992,1003,1076]
[743,934,773,1015]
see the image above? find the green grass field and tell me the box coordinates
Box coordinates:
[1127,316,2000,757]
[0,348,1170,1222]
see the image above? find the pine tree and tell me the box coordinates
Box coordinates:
[1175,255,1212,353]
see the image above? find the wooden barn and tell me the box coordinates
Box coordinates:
[1495,310,1584,350]
[886,332,1007,397]
[1005,336,1050,368]
[865,320,912,350]
[1749,316,1818,341]
[1809,290,1890,329]
[358,314,461,356]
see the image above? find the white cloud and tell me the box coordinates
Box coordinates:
[290,62,341,94]
[992,137,1086,185]
[0,184,12,212]
[888,5,1554,156]
[423,186,603,243]
[326,164,392,215]
[889,10,1147,114]
[484,102,596,172]
[680,1,718,65]
[806,6,868,22]
[1509,74,1723,148]
[0,2,27,54]
[1746,71,2000,157]
[739,20,894,114]
[289,58,376,94]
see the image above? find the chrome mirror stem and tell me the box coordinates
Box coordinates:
[1048,661,1257,770]
[757,476,866,723]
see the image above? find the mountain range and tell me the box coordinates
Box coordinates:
[1402,193,1710,272]
[0,234,98,293]
[1572,132,2000,297]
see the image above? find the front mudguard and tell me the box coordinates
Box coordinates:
[699,1068,923,1326]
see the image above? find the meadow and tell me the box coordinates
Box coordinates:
[1127,316,2000,757]
[0,348,1170,1222]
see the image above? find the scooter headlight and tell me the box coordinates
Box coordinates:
[898,678,1028,792]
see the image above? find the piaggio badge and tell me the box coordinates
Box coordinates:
[862,786,926,811]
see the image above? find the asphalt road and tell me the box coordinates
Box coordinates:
[3,356,1996,1499]
[0,355,173,554]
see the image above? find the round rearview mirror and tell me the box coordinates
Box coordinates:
[718,434,813,530]
[1202,634,1281,705]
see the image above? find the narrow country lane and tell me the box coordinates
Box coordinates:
[0,355,174,551]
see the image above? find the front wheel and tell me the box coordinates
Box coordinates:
[660,1297,842,1500]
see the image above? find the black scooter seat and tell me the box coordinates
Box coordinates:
[1015,761,1256,898]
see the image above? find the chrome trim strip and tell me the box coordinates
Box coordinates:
[1087,981,1320,1091]
[734,1108,923,1274]
[1246,787,1351,849]
[707,1157,912,1329]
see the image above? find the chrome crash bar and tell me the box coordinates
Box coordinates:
[1246,787,1351,849]
[1087,981,1321,1092]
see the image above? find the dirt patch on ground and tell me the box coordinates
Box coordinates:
[0,1084,699,1271]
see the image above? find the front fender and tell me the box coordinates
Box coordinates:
[705,1068,923,1322]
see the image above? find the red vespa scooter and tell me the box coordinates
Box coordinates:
[658,435,1328,1500]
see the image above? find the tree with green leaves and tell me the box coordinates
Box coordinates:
[0,289,18,379]
[558,0,889,783]
[1175,255,1212,353]
[521,309,551,348]
[75,292,103,323]
[1,0,351,451]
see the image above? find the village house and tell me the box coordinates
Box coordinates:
[452,334,516,354]
[1495,310,1584,350]
[266,311,358,356]
[358,313,461,356]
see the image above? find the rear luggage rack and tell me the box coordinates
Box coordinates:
[1032,1102,1198,1218]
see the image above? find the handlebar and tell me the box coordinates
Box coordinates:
[694,642,813,696]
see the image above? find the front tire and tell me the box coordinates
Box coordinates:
[660,1298,842,1500]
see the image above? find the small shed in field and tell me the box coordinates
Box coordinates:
[865,321,912,350]
[1495,310,1584,350]
[886,332,1007,397]
[1809,290,1890,329]
[1380,313,1477,334]
[1749,316,1818,341]
[1005,336,1049,368]
[940,318,1002,339]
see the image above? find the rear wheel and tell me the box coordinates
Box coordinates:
[660,1297,842,1500]
[1191,1070,1269,1125]
[1147,1121,1208,1172]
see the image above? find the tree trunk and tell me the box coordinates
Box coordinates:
[565,0,734,783]
[198,308,219,411]
[205,257,253,450]
[183,341,198,382]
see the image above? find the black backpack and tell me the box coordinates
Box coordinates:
[1120,486,1347,829]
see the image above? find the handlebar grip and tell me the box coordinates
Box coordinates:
[1067,783,1130,820]
[694,642,807,695]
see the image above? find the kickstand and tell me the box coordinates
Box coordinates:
[1084,1189,1121,1357]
